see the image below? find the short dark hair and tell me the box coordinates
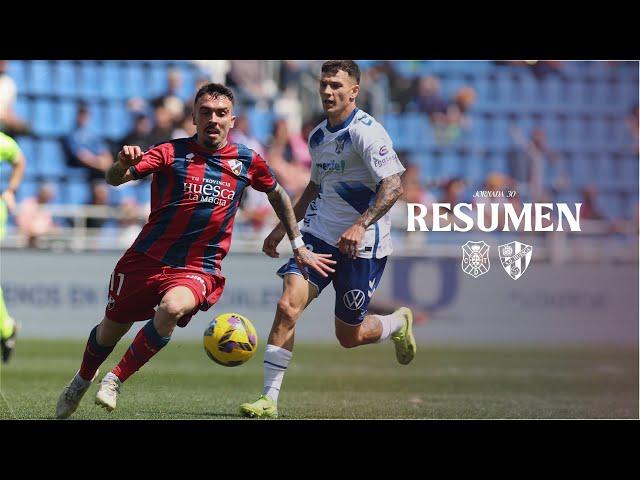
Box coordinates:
[321,60,360,84]
[194,83,235,106]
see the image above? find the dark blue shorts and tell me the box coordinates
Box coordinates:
[276,233,387,326]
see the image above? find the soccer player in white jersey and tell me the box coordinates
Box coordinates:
[240,60,416,418]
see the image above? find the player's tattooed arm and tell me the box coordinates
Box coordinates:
[266,183,302,241]
[338,173,403,259]
[106,145,143,186]
[359,173,404,228]
[265,183,335,278]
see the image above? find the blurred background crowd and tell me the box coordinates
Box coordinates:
[0,60,637,256]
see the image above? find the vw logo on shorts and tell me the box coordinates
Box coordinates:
[343,289,365,311]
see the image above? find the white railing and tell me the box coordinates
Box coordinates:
[1,204,637,263]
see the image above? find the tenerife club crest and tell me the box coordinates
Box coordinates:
[227,159,243,176]
[498,241,533,280]
[461,241,490,278]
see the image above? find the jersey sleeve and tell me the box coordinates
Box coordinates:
[351,121,405,183]
[0,133,21,165]
[248,152,278,193]
[129,143,173,179]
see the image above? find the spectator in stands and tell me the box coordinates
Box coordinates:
[191,60,231,85]
[119,113,153,152]
[508,125,561,202]
[16,182,56,248]
[0,60,31,136]
[62,102,114,182]
[278,60,304,91]
[377,61,415,113]
[415,76,448,124]
[86,181,110,230]
[436,176,470,229]
[494,60,565,79]
[226,60,278,108]
[446,86,476,132]
[580,186,606,221]
[146,104,175,147]
[151,68,186,124]
[273,86,304,137]
[171,106,196,139]
[357,64,388,119]
[266,118,311,200]
[229,113,266,158]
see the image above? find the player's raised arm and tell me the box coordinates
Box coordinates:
[266,183,335,278]
[338,173,404,259]
[105,145,144,186]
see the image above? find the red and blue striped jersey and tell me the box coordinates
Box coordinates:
[127,136,277,275]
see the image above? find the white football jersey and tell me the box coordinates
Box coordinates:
[302,108,405,259]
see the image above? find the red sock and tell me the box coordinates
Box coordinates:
[79,325,115,381]
[112,320,170,382]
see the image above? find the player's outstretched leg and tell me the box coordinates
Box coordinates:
[96,286,195,412]
[240,275,317,419]
[335,307,416,364]
[55,317,130,419]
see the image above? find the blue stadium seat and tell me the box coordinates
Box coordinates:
[404,113,430,150]
[247,106,274,145]
[52,61,77,96]
[32,98,58,136]
[122,62,146,98]
[100,61,124,100]
[57,98,78,134]
[381,114,402,148]
[135,182,151,205]
[492,116,513,150]
[37,139,66,177]
[29,61,51,95]
[7,60,26,87]
[149,64,168,96]
[63,182,91,205]
[16,136,35,163]
[459,153,485,181]
[14,95,30,123]
[104,100,131,140]
[109,183,137,205]
[77,62,101,98]
[178,67,197,100]
[85,100,105,132]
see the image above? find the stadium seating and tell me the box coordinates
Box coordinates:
[1,60,636,220]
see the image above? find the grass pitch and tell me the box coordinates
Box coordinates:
[0,339,637,419]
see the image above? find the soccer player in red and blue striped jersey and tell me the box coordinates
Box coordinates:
[55,83,336,418]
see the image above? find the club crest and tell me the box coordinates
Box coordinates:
[461,241,490,278]
[498,241,533,280]
[227,159,243,176]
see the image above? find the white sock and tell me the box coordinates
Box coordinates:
[375,312,405,343]
[263,344,293,403]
